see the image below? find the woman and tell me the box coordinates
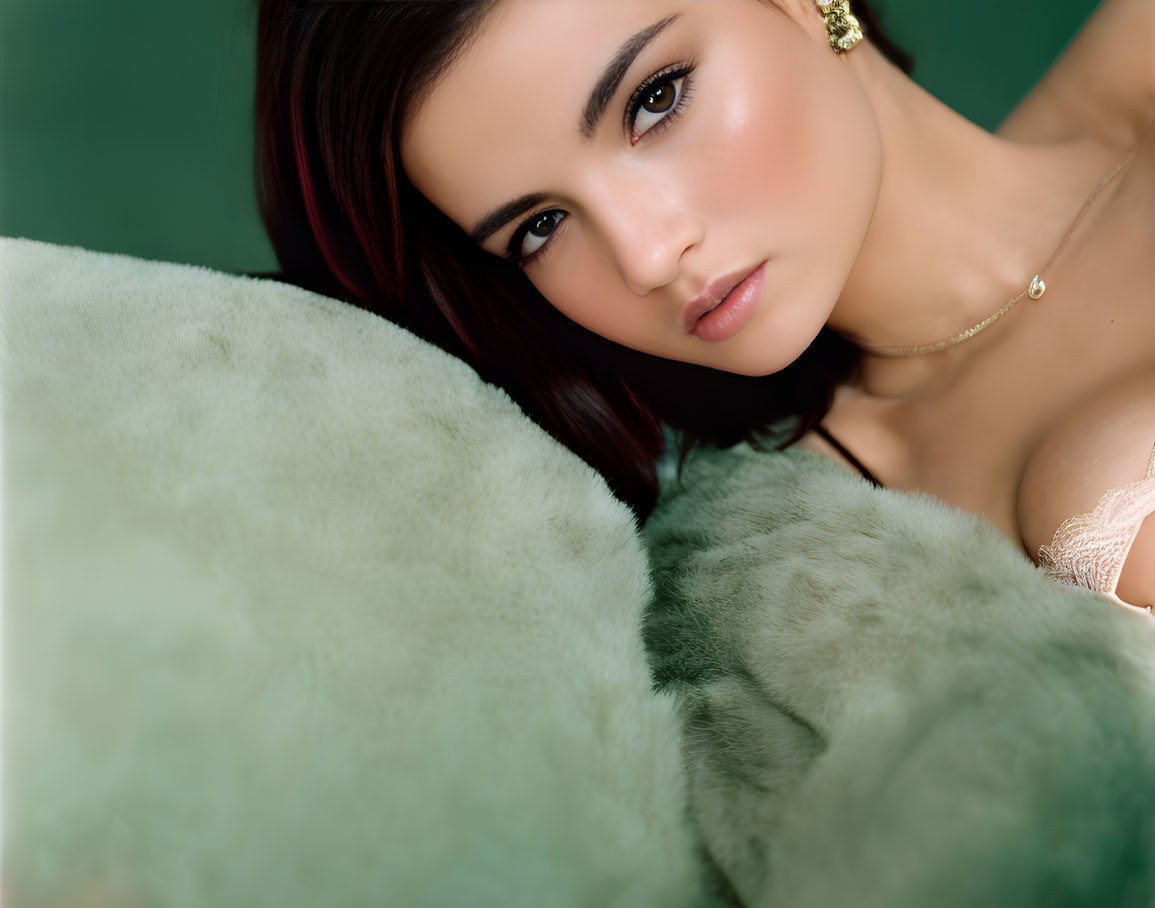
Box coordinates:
[254,0,1153,610]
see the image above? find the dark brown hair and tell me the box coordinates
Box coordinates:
[252,0,911,519]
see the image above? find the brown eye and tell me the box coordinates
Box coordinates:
[631,75,687,139]
[642,80,677,115]
[517,209,566,261]
[529,211,559,237]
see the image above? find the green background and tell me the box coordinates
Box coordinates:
[1,0,1102,275]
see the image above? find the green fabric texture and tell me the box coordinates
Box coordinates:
[1,237,707,908]
[643,443,1155,907]
[8,233,1155,908]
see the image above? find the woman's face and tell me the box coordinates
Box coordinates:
[403,0,883,376]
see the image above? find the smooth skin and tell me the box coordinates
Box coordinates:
[403,0,1155,608]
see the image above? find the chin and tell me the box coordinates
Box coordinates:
[717,313,829,378]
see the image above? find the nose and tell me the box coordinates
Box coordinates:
[587,175,703,297]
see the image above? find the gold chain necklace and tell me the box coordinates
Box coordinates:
[863,141,1142,358]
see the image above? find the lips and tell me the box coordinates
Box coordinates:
[682,263,765,334]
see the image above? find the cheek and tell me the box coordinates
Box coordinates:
[533,242,694,361]
[533,250,644,342]
[690,36,880,264]
[689,72,809,226]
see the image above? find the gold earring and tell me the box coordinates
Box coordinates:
[815,0,864,54]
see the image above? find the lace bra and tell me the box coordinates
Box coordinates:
[1037,443,1155,611]
[816,426,1155,613]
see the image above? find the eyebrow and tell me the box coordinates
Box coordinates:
[469,13,682,248]
[580,13,681,140]
[469,192,549,248]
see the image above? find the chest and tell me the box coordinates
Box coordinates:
[860,142,1155,545]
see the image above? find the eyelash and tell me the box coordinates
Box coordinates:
[625,61,695,143]
[506,61,697,268]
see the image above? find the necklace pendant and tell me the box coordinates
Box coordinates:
[1028,274,1046,300]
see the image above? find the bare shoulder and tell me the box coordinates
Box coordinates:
[1018,368,1155,608]
[997,0,1155,150]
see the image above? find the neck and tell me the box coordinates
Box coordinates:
[826,43,1114,394]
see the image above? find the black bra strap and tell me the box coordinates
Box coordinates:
[814,424,885,489]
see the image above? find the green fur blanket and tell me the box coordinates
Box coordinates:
[1,237,704,908]
[644,443,1155,907]
[6,235,1155,907]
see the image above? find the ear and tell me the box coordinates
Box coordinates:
[771,0,872,57]
[767,0,835,45]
